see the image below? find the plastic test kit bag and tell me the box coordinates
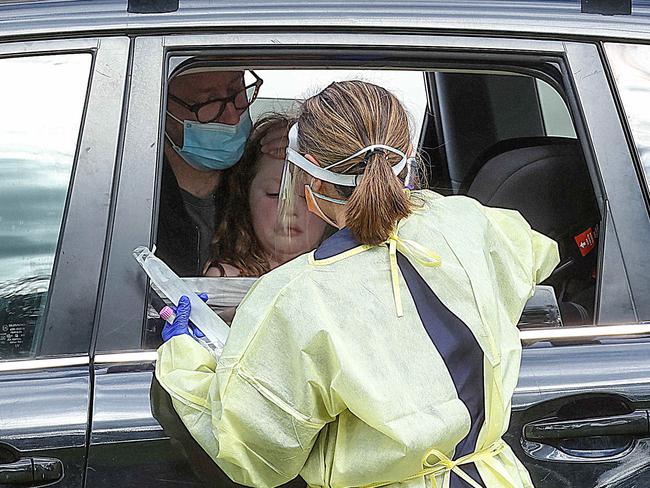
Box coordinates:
[133,246,230,358]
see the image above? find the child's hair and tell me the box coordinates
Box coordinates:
[296,80,415,245]
[207,114,289,277]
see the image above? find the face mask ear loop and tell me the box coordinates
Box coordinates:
[166,110,185,126]
[305,184,342,229]
[164,131,177,147]
[307,176,349,205]
[164,110,185,152]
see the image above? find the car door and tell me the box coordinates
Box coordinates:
[85,35,305,488]
[503,42,650,487]
[88,31,650,488]
[0,37,128,487]
[425,39,650,487]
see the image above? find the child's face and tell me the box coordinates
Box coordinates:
[248,154,327,264]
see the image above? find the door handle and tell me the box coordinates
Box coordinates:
[0,457,63,485]
[524,410,649,441]
[0,458,32,484]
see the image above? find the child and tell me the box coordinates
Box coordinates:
[205,115,328,277]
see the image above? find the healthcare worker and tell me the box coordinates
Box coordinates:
[156,80,559,488]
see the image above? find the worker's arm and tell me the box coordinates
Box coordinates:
[156,284,343,487]
[481,205,560,286]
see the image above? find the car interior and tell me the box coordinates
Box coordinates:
[421,70,599,328]
[144,62,602,349]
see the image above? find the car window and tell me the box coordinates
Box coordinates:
[250,69,427,143]
[0,53,91,360]
[428,70,578,192]
[140,62,601,351]
[605,43,650,192]
[426,68,599,328]
[143,67,426,348]
[536,79,576,138]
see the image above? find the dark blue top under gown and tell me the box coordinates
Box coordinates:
[314,228,487,488]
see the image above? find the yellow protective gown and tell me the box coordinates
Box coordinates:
[156,190,559,488]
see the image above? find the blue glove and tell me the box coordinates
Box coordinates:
[192,293,207,338]
[161,293,208,342]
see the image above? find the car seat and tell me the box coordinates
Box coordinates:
[465,137,600,325]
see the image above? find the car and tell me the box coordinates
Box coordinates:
[2,0,650,486]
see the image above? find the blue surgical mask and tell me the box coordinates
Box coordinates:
[166,110,252,171]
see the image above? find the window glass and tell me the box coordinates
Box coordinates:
[536,79,576,138]
[606,43,650,189]
[0,53,91,359]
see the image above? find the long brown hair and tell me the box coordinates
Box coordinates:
[297,80,414,245]
[207,114,289,276]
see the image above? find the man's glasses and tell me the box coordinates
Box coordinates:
[169,70,263,124]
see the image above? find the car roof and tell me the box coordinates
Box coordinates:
[2,0,650,42]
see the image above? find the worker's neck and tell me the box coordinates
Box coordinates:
[165,144,221,199]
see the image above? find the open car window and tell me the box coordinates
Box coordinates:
[249,69,427,143]
[142,61,602,350]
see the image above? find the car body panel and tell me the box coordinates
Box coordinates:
[512,339,650,487]
[0,35,128,487]
[0,363,90,487]
[84,30,650,488]
[3,0,650,42]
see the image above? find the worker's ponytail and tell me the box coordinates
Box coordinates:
[297,80,416,246]
[345,151,411,245]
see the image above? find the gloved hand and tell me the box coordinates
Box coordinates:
[161,293,208,342]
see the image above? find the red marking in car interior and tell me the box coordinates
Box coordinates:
[575,227,596,257]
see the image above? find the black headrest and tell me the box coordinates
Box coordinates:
[466,137,598,241]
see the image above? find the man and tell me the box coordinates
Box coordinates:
[152,63,305,488]
[158,65,286,276]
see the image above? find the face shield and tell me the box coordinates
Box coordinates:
[278,123,411,229]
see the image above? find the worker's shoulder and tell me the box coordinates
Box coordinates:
[410,189,530,225]
[408,189,489,223]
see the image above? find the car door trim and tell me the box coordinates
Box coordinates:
[161,32,566,53]
[0,37,100,56]
[94,351,158,364]
[0,356,89,372]
[520,323,650,344]
[93,322,650,361]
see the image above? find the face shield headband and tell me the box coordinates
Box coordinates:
[279,123,410,205]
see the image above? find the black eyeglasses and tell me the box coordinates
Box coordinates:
[168,70,263,123]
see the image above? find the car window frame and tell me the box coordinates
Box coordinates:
[0,36,129,363]
[94,32,650,358]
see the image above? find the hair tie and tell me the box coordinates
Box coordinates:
[363,147,387,163]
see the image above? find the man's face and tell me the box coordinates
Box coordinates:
[166,70,246,147]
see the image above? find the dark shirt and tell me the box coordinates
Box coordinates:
[156,158,219,276]
[179,187,217,273]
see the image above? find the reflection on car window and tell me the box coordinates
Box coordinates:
[606,43,650,191]
[0,53,91,360]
